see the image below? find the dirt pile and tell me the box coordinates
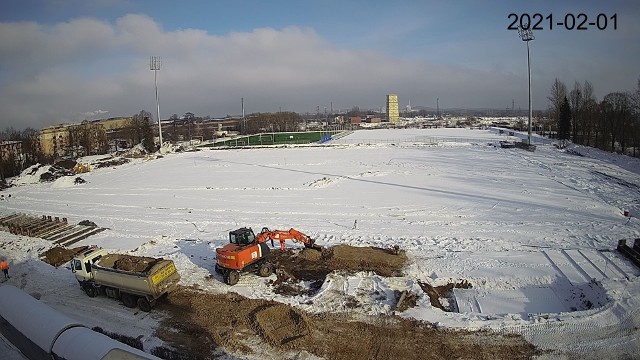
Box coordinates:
[156,286,537,360]
[269,244,407,282]
[94,157,130,168]
[395,290,418,312]
[250,303,309,347]
[112,255,159,273]
[39,165,73,182]
[40,246,89,267]
[418,280,473,311]
[266,244,408,296]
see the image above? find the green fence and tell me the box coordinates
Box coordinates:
[202,131,340,147]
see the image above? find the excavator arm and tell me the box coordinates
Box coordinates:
[256,228,320,250]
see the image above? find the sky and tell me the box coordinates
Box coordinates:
[1,0,638,130]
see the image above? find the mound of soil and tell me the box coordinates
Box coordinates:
[94,157,130,168]
[112,255,159,273]
[418,280,473,311]
[155,286,537,360]
[55,159,78,170]
[268,244,407,283]
[395,290,418,312]
[78,220,97,227]
[40,246,89,267]
[39,165,73,182]
[250,303,309,347]
[266,244,408,296]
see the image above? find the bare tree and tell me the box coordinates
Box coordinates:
[568,82,583,143]
[127,110,152,146]
[558,97,572,142]
[601,92,632,152]
[630,77,640,156]
[581,81,596,146]
[547,78,567,130]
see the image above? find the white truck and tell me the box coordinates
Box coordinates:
[71,246,180,312]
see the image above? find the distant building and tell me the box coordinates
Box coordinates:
[39,117,131,158]
[39,124,72,158]
[386,94,399,123]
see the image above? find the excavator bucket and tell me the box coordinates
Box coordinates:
[304,240,322,251]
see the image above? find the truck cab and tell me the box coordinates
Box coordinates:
[71,246,107,282]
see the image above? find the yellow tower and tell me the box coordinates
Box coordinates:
[386,94,399,123]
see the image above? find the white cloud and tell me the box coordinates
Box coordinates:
[0,14,537,129]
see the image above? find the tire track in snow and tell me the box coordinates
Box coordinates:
[575,249,607,279]
[560,249,592,283]
[593,251,628,279]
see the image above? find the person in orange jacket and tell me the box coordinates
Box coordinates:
[0,259,9,279]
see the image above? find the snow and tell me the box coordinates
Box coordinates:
[1,128,639,359]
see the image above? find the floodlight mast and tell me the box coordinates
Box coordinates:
[150,56,163,148]
[518,25,534,145]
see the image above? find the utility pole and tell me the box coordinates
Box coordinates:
[518,24,534,145]
[150,56,162,148]
[241,98,245,134]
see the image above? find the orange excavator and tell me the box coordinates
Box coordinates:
[215,227,320,285]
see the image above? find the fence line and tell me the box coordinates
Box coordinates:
[327,136,525,146]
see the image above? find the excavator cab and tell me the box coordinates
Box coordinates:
[229,227,255,246]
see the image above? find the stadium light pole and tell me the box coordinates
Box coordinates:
[518,24,534,145]
[150,56,163,148]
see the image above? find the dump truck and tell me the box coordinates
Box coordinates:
[71,246,180,311]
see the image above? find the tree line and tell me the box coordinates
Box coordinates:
[0,127,43,181]
[548,77,640,156]
[0,111,155,181]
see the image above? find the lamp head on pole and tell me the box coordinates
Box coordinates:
[150,56,161,71]
[518,24,534,42]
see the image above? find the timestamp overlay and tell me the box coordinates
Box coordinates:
[508,13,617,31]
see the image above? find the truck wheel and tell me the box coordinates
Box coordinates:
[258,263,273,277]
[84,286,97,298]
[121,293,137,308]
[226,270,240,285]
[137,298,152,312]
[214,264,222,275]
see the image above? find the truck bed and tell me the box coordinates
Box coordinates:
[92,254,179,298]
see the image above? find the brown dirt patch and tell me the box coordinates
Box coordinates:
[265,245,407,296]
[94,157,130,168]
[155,286,537,359]
[268,244,407,282]
[395,290,418,312]
[111,255,159,272]
[39,247,159,273]
[40,246,89,267]
[419,280,473,311]
[250,303,309,347]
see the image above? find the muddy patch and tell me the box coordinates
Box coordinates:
[110,255,159,273]
[250,303,309,347]
[267,244,407,293]
[40,246,89,267]
[155,286,537,360]
[418,280,473,311]
[265,245,407,296]
[395,290,419,312]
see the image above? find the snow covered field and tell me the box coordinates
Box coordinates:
[1,128,639,359]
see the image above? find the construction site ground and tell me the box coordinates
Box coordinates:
[41,245,537,359]
[8,132,640,359]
